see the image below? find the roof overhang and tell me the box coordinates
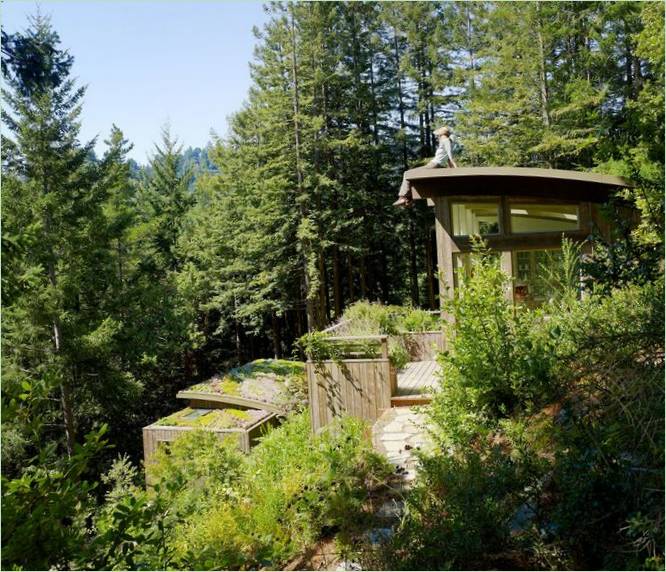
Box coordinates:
[407,166,633,203]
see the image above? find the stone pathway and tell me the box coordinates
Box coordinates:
[372,406,433,484]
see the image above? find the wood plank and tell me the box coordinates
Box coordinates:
[308,364,319,432]
[368,362,377,417]
[391,395,432,407]
[176,390,283,414]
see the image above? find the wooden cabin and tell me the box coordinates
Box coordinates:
[405,166,633,306]
[306,167,634,432]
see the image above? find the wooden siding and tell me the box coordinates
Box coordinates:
[400,331,445,361]
[142,412,278,474]
[307,358,392,433]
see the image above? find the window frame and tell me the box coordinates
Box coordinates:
[507,199,581,236]
[449,198,503,238]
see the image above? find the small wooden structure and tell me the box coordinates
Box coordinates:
[143,408,277,461]
[143,359,306,468]
[308,168,634,430]
[404,166,633,306]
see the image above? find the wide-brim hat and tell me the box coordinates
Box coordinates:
[434,125,451,136]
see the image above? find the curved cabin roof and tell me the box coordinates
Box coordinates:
[406,166,633,203]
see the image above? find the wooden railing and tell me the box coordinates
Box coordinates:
[307,330,445,431]
[307,334,392,432]
[401,331,446,361]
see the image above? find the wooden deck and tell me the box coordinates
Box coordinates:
[395,360,439,396]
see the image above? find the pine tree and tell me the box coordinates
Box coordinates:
[136,126,194,273]
[1,15,137,456]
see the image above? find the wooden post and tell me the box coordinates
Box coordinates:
[434,197,455,312]
[380,336,389,360]
[500,251,514,303]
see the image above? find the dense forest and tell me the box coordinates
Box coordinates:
[2,2,664,570]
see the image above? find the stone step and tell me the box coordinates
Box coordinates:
[372,406,433,488]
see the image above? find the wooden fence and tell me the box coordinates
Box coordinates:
[307,357,393,433]
[307,330,445,431]
[402,331,446,361]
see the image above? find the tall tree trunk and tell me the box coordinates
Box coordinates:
[536,5,551,130]
[360,254,367,299]
[333,246,343,317]
[234,320,242,363]
[44,213,75,457]
[288,7,317,331]
[393,26,419,306]
[378,249,390,304]
[393,27,408,169]
[466,5,477,94]
[318,252,328,324]
[347,254,355,303]
[54,319,75,458]
[368,42,380,146]
[271,313,281,359]
[409,218,419,306]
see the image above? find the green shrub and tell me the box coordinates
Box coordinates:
[376,448,524,571]
[147,412,391,570]
[2,426,109,570]
[372,242,664,571]
[85,455,178,570]
[338,300,440,335]
[431,244,559,450]
[146,430,244,515]
[401,307,440,332]
[300,302,442,370]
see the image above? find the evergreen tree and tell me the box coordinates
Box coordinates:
[1,15,138,458]
[136,126,194,273]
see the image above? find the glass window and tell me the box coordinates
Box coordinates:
[513,249,567,307]
[452,251,501,289]
[510,203,579,233]
[451,203,500,236]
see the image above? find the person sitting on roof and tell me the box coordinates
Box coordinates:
[394,125,458,207]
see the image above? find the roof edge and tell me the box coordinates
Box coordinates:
[404,166,634,188]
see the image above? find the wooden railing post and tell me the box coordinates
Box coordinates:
[380,335,389,360]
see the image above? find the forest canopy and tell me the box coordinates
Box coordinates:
[1,2,663,570]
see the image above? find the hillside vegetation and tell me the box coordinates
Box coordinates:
[1,3,663,570]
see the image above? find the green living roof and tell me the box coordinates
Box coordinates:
[178,359,306,414]
[155,407,273,431]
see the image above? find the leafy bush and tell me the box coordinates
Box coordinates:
[367,245,664,571]
[149,412,391,570]
[300,301,441,370]
[337,301,440,335]
[582,198,664,293]
[84,456,178,570]
[375,448,524,571]
[431,245,559,449]
[2,426,109,570]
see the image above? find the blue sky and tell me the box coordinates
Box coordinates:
[3,1,269,162]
